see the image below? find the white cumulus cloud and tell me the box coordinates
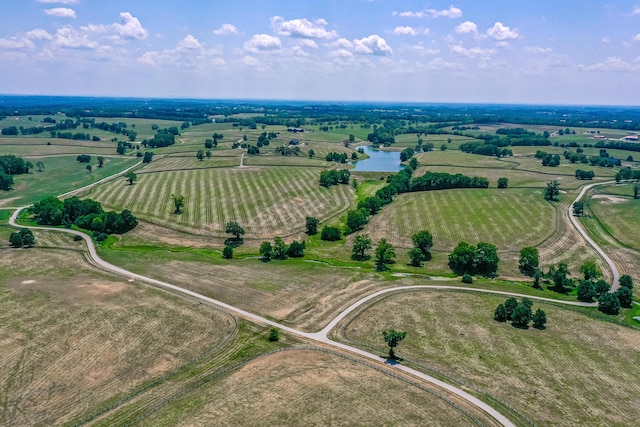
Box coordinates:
[271,16,337,39]
[244,34,282,53]
[633,33,640,42]
[0,37,35,50]
[525,46,552,53]
[26,29,53,40]
[329,48,354,59]
[353,35,393,56]
[584,57,635,72]
[112,12,148,40]
[330,38,353,49]
[44,8,76,19]
[53,27,98,49]
[298,39,318,49]
[455,21,478,34]
[177,35,202,50]
[392,26,419,36]
[213,24,240,36]
[397,5,462,19]
[450,45,495,59]
[486,22,520,41]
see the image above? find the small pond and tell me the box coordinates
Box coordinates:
[351,146,403,172]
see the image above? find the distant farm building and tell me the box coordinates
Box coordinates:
[289,138,300,145]
[593,135,606,139]
[287,127,304,133]
[624,135,638,141]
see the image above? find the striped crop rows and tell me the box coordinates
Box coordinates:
[88,166,354,238]
[365,188,556,252]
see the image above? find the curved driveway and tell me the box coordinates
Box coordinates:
[567,180,620,290]
[5,176,627,427]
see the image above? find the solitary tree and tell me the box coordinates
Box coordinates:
[573,200,584,216]
[519,247,539,277]
[634,183,639,199]
[225,221,245,241]
[222,245,233,259]
[579,260,601,281]
[497,177,508,188]
[86,164,92,173]
[125,171,137,185]
[196,150,205,161]
[35,160,45,172]
[382,329,407,360]
[544,180,560,201]
[412,230,433,261]
[408,248,425,267]
[171,194,185,214]
[351,234,372,260]
[532,308,547,329]
[97,156,105,168]
[305,216,319,235]
[268,327,280,342]
[375,238,396,272]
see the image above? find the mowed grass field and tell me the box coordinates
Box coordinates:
[86,163,355,238]
[139,349,484,427]
[587,190,640,251]
[364,188,555,253]
[341,291,640,427]
[0,248,234,427]
[0,155,139,207]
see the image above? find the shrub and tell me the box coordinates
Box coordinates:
[320,226,341,241]
[461,274,473,284]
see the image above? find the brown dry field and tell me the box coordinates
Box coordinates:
[0,247,234,426]
[340,291,640,427]
[139,349,485,427]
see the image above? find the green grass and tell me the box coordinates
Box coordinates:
[584,191,640,251]
[86,165,356,239]
[341,290,640,427]
[0,156,139,206]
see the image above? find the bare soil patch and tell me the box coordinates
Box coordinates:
[591,194,628,204]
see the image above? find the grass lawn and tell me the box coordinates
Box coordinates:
[340,290,640,427]
[0,155,139,207]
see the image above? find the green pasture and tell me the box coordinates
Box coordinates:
[0,137,117,157]
[364,188,556,253]
[0,156,138,206]
[586,193,640,251]
[86,165,356,238]
[341,290,640,427]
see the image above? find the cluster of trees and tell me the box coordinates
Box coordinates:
[256,131,276,147]
[448,241,500,277]
[76,154,91,163]
[325,152,348,163]
[367,125,396,146]
[459,142,513,158]
[575,169,595,180]
[410,172,489,192]
[143,127,179,149]
[494,297,547,329]
[259,237,305,261]
[615,167,640,182]
[407,230,433,267]
[275,146,300,156]
[30,196,138,239]
[399,147,415,162]
[9,229,35,248]
[564,150,589,164]
[196,150,212,160]
[319,169,350,187]
[0,154,31,190]
[575,260,634,314]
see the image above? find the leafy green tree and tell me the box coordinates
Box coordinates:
[461,274,473,284]
[222,245,233,259]
[616,287,633,308]
[494,303,508,322]
[305,216,319,235]
[142,151,153,163]
[511,303,532,328]
[518,247,539,277]
[346,209,368,233]
[10,229,35,248]
[572,200,584,216]
[619,275,633,290]
[532,268,543,289]
[268,327,280,342]
[86,165,92,173]
[448,241,477,276]
[320,226,341,241]
[408,248,425,267]
[0,171,13,191]
[308,149,315,159]
[171,194,185,214]
[196,150,205,161]
[544,180,560,201]
[409,157,418,170]
[351,234,372,261]
[598,292,620,315]
[259,241,272,261]
[205,150,212,158]
[579,260,601,281]
[125,171,137,185]
[10,231,24,247]
[375,238,396,272]
[593,279,610,298]
[548,263,572,293]
[412,230,433,261]
[287,240,305,258]
[382,329,406,360]
[97,156,105,168]
[504,297,518,319]
[497,177,508,188]
[273,237,288,260]
[225,221,245,241]
[577,280,596,302]
[475,242,499,277]
[532,308,547,329]
[634,183,639,199]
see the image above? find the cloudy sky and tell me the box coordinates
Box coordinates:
[2,0,640,105]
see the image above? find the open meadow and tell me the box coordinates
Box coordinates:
[338,290,640,427]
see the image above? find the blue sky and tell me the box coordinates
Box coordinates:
[2,0,640,104]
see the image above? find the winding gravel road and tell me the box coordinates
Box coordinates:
[5,176,626,427]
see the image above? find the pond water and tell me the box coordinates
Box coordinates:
[351,146,403,172]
